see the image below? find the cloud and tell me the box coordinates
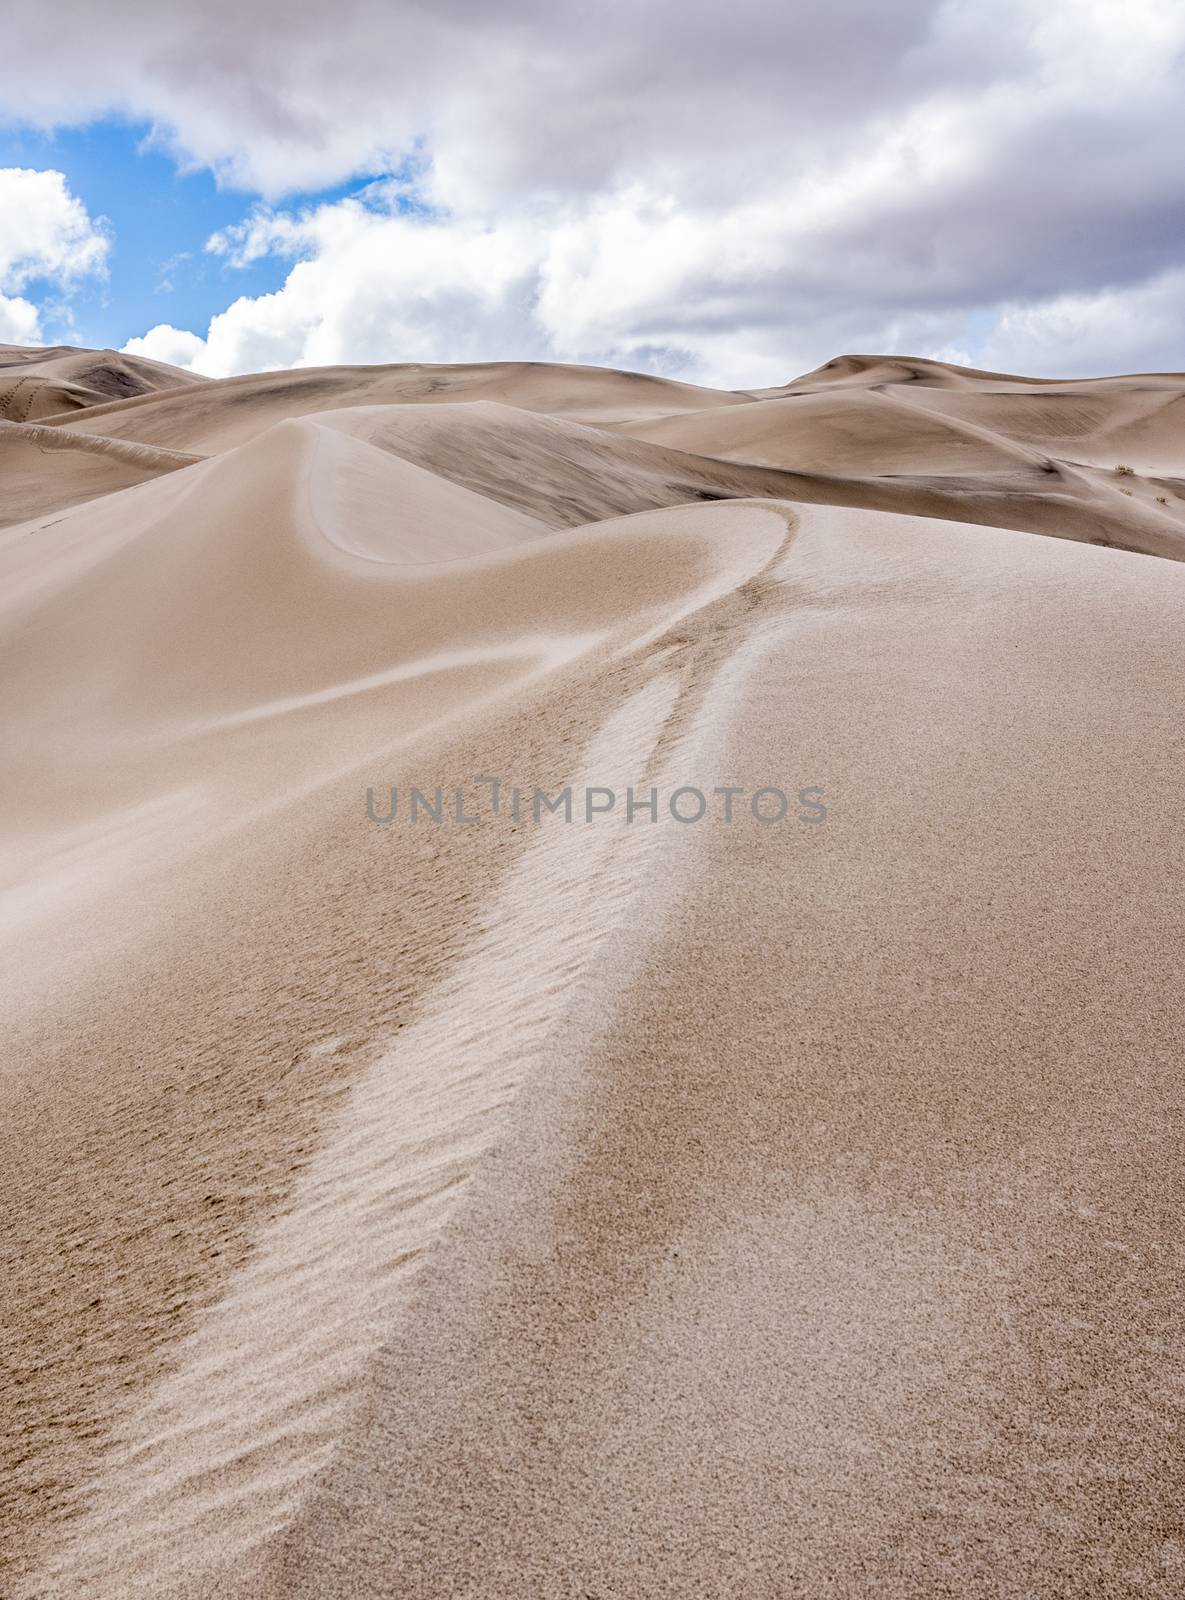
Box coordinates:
[3,1,953,198]
[124,195,549,378]
[9,0,1185,377]
[0,168,109,345]
[122,324,209,369]
[0,168,109,289]
[0,294,42,343]
[980,269,1185,378]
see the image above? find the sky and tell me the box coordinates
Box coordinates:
[2,0,1184,388]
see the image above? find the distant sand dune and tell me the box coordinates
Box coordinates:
[0,343,202,423]
[2,350,1183,1598]
[620,358,1185,558]
[22,348,1185,557]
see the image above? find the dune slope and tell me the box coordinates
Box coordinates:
[1,352,1183,1599]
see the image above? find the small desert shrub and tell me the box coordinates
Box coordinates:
[1156,495,1169,505]
[1115,463,1135,476]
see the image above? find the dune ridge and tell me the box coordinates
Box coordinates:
[2,350,1184,1598]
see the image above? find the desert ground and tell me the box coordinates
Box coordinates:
[2,343,1183,1597]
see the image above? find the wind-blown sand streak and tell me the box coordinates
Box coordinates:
[24,673,687,1597]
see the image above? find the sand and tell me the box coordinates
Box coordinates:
[1,349,1183,1598]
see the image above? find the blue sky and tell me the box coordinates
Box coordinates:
[0,118,370,349]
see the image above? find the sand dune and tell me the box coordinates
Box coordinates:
[25,347,1185,557]
[620,356,1185,558]
[2,351,1184,1598]
[0,420,202,527]
[46,357,747,451]
[304,400,806,526]
[0,343,200,422]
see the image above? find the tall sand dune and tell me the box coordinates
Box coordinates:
[2,353,1183,1598]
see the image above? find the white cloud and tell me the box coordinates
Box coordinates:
[122,324,210,370]
[0,293,42,343]
[980,270,1185,378]
[0,169,109,342]
[123,197,548,378]
[0,168,104,287]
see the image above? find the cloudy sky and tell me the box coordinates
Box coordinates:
[2,0,1184,386]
